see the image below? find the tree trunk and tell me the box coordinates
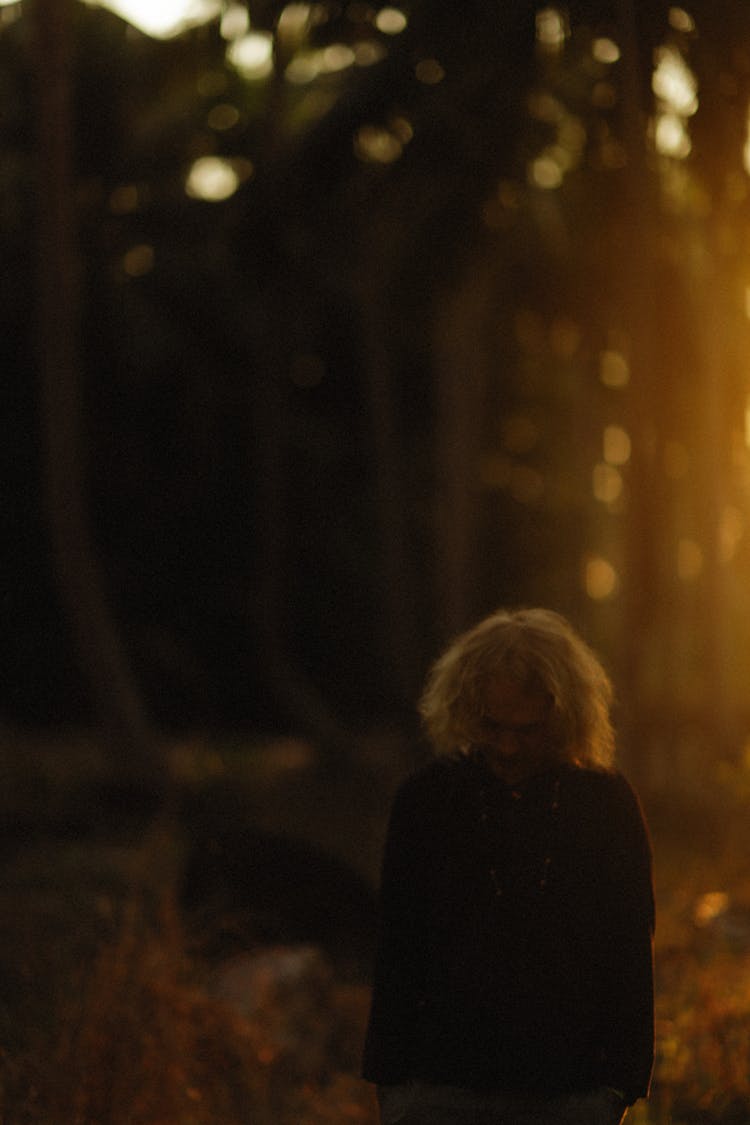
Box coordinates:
[31,0,165,790]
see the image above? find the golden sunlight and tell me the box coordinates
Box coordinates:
[536,7,566,54]
[185,156,242,201]
[592,38,620,65]
[220,3,249,39]
[652,45,698,117]
[227,32,274,79]
[743,105,750,177]
[529,154,563,189]
[122,243,154,277]
[693,891,729,926]
[375,7,407,35]
[677,537,703,582]
[655,113,691,159]
[82,0,220,39]
[663,440,690,480]
[720,506,744,563]
[599,349,629,388]
[354,125,403,164]
[652,44,698,160]
[593,463,623,505]
[603,424,631,466]
[277,3,312,39]
[668,6,696,34]
[583,556,619,600]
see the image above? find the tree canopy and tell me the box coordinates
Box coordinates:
[5,0,750,793]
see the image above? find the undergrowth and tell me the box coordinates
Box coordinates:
[2,752,750,1124]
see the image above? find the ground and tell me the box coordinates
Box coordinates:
[1,730,749,1123]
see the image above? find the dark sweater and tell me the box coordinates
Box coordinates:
[362,755,654,1105]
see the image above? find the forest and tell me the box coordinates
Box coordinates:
[3,0,750,1120]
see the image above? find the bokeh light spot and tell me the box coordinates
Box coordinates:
[185,156,241,201]
[536,7,566,53]
[375,7,407,34]
[84,0,220,39]
[354,125,403,164]
[109,183,139,214]
[593,463,623,504]
[584,556,619,600]
[592,37,620,64]
[207,103,240,131]
[668,6,695,33]
[122,243,154,277]
[227,32,274,79]
[599,349,630,388]
[653,45,698,117]
[220,2,249,39]
[529,154,563,189]
[603,424,631,466]
[415,58,446,85]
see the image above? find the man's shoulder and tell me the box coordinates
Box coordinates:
[564,766,648,835]
[392,753,471,808]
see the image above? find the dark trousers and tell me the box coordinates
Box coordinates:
[377,1081,628,1125]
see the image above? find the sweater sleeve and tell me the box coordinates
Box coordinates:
[596,773,655,1104]
[361,770,435,1084]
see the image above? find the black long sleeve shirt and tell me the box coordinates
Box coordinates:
[362,755,655,1105]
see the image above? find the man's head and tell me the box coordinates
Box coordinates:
[419,607,615,771]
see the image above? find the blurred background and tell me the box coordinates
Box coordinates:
[3,0,750,1121]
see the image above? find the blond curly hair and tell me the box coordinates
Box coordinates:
[419,608,615,769]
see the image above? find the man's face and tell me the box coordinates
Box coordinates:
[474,676,556,784]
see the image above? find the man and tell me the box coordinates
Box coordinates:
[363,608,654,1125]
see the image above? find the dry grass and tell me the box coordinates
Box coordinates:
[0,885,378,1124]
[2,739,750,1124]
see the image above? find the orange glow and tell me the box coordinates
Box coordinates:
[122,244,154,277]
[599,349,629,388]
[677,538,703,582]
[663,440,690,479]
[603,424,631,466]
[529,154,563,189]
[720,507,744,563]
[593,463,623,505]
[583,556,619,600]
[743,107,750,177]
[693,892,729,926]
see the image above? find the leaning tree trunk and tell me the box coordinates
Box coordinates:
[30,0,165,791]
